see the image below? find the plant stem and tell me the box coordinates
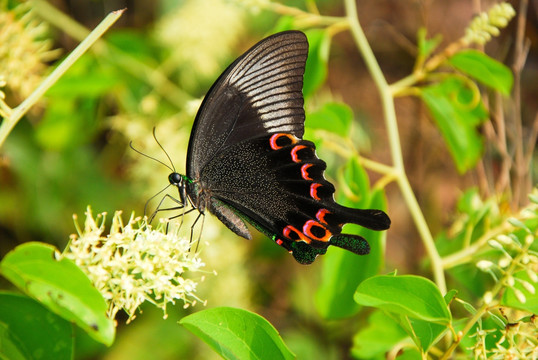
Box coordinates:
[442,201,536,269]
[0,9,125,148]
[344,0,446,294]
[0,98,12,119]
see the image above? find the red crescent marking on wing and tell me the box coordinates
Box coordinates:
[315,209,331,225]
[303,220,331,242]
[283,225,311,244]
[310,183,322,200]
[269,133,296,150]
[269,134,283,150]
[301,163,313,180]
[291,145,307,163]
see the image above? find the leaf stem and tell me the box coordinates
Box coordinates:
[0,8,125,148]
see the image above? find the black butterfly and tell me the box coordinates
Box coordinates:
[159,30,390,264]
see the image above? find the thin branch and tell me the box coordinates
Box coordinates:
[511,0,529,206]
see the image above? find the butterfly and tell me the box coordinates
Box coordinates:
[160,30,390,264]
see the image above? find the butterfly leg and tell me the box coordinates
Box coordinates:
[185,211,205,252]
[148,193,186,223]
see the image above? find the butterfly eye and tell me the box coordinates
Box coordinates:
[168,172,183,186]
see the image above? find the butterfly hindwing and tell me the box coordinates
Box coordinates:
[199,133,389,264]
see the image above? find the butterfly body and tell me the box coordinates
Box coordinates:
[167,31,390,264]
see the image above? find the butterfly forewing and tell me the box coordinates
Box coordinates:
[187,31,308,179]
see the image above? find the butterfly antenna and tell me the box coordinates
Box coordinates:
[152,127,177,173]
[129,141,174,172]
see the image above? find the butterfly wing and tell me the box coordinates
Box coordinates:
[186,31,308,180]
[200,134,390,264]
[186,30,390,264]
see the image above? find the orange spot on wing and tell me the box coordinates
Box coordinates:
[303,220,331,242]
[291,145,307,162]
[315,209,331,225]
[283,225,311,244]
[310,183,322,200]
[301,163,313,180]
[269,133,296,150]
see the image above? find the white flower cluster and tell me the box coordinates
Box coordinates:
[0,2,60,97]
[463,2,516,45]
[477,230,537,306]
[65,207,206,323]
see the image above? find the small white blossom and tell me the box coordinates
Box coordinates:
[497,234,513,245]
[65,206,206,323]
[499,256,511,269]
[483,291,493,305]
[518,279,536,294]
[477,260,494,271]
[488,239,505,251]
[527,269,538,283]
[463,2,515,46]
[513,289,527,304]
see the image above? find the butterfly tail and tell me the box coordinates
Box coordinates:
[330,234,370,255]
[337,207,391,231]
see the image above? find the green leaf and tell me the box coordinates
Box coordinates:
[354,275,451,324]
[306,102,353,137]
[351,310,408,358]
[315,158,387,319]
[0,242,115,346]
[444,289,458,305]
[501,270,538,313]
[180,307,294,360]
[404,317,449,352]
[420,77,488,173]
[448,50,513,95]
[396,348,422,360]
[303,29,331,98]
[0,292,74,360]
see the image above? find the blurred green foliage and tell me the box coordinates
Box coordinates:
[0,0,536,359]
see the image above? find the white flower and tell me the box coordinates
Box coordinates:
[65,207,207,323]
[477,260,494,271]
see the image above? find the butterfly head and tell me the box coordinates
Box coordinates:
[168,172,185,187]
[167,172,196,209]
